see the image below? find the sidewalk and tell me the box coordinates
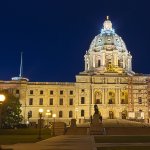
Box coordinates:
[2,135,93,150]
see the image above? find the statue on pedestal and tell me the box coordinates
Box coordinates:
[93,104,102,123]
[90,104,104,135]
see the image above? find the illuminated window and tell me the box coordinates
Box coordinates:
[29,98,33,105]
[39,98,43,105]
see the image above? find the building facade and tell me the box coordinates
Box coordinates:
[0,17,150,124]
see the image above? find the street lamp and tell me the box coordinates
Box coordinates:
[52,113,56,136]
[38,108,43,140]
[0,94,5,150]
[45,109,51,126]
[0,94,5,128]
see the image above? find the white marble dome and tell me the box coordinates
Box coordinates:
[83,17,133,75]
[89,18,127,52]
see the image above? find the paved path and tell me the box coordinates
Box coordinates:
[2,135,93,150]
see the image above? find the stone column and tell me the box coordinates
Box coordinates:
[102,89,105,104]
[128,56,132,71]
[101,52,105,66]
[118,89,121,104]
[123,55,125,68]
[113,53,116,66]
[93,55,95,68]
[105,88,108,104]
[115,88,118,104]
[84,55,87,71]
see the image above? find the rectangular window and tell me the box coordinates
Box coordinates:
[121,99,124,104]
[16,90,19,94]
[98,60,101,67]
[69,98,73,105]
[50,90,53,95]
[28,111,32,118]
[59,98,63,105]
[138,97,142,104]
[81,110,84,117]
[60,90,63,95]
[69,111,73,118]
[49,98,53,105]
[29,98,33,105]
[81,97,85,104]
[30,90,33,95]
[40,90,43,95]
[70,90,73,95]
[59,111,63,118]
[39,98,43,105]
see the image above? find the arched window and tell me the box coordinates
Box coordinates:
[69,111,73,118]
[59,111,63,118]
[81,110,84,117]
[108,91,115,104]
[95,91,102,104]
[120,91,128,104]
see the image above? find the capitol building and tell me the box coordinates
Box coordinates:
[1,17,150,124]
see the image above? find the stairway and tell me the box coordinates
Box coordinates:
[65,127,88,135]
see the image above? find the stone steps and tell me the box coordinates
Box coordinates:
[65,127,88,135]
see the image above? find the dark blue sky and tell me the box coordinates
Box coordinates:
[0,0,150,82]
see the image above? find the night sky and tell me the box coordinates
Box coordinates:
[0,0,150,82]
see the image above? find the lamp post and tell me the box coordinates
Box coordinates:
[38,108,43,140]
[0,94,5,150]
[45,109,51,127]
[0,94,5,128]
[52,113,56,136]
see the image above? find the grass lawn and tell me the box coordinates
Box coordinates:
[0,128,52,145]
[97,146,150,150]
[94,136,150,143]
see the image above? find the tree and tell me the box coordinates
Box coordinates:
[1,90,23,128]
